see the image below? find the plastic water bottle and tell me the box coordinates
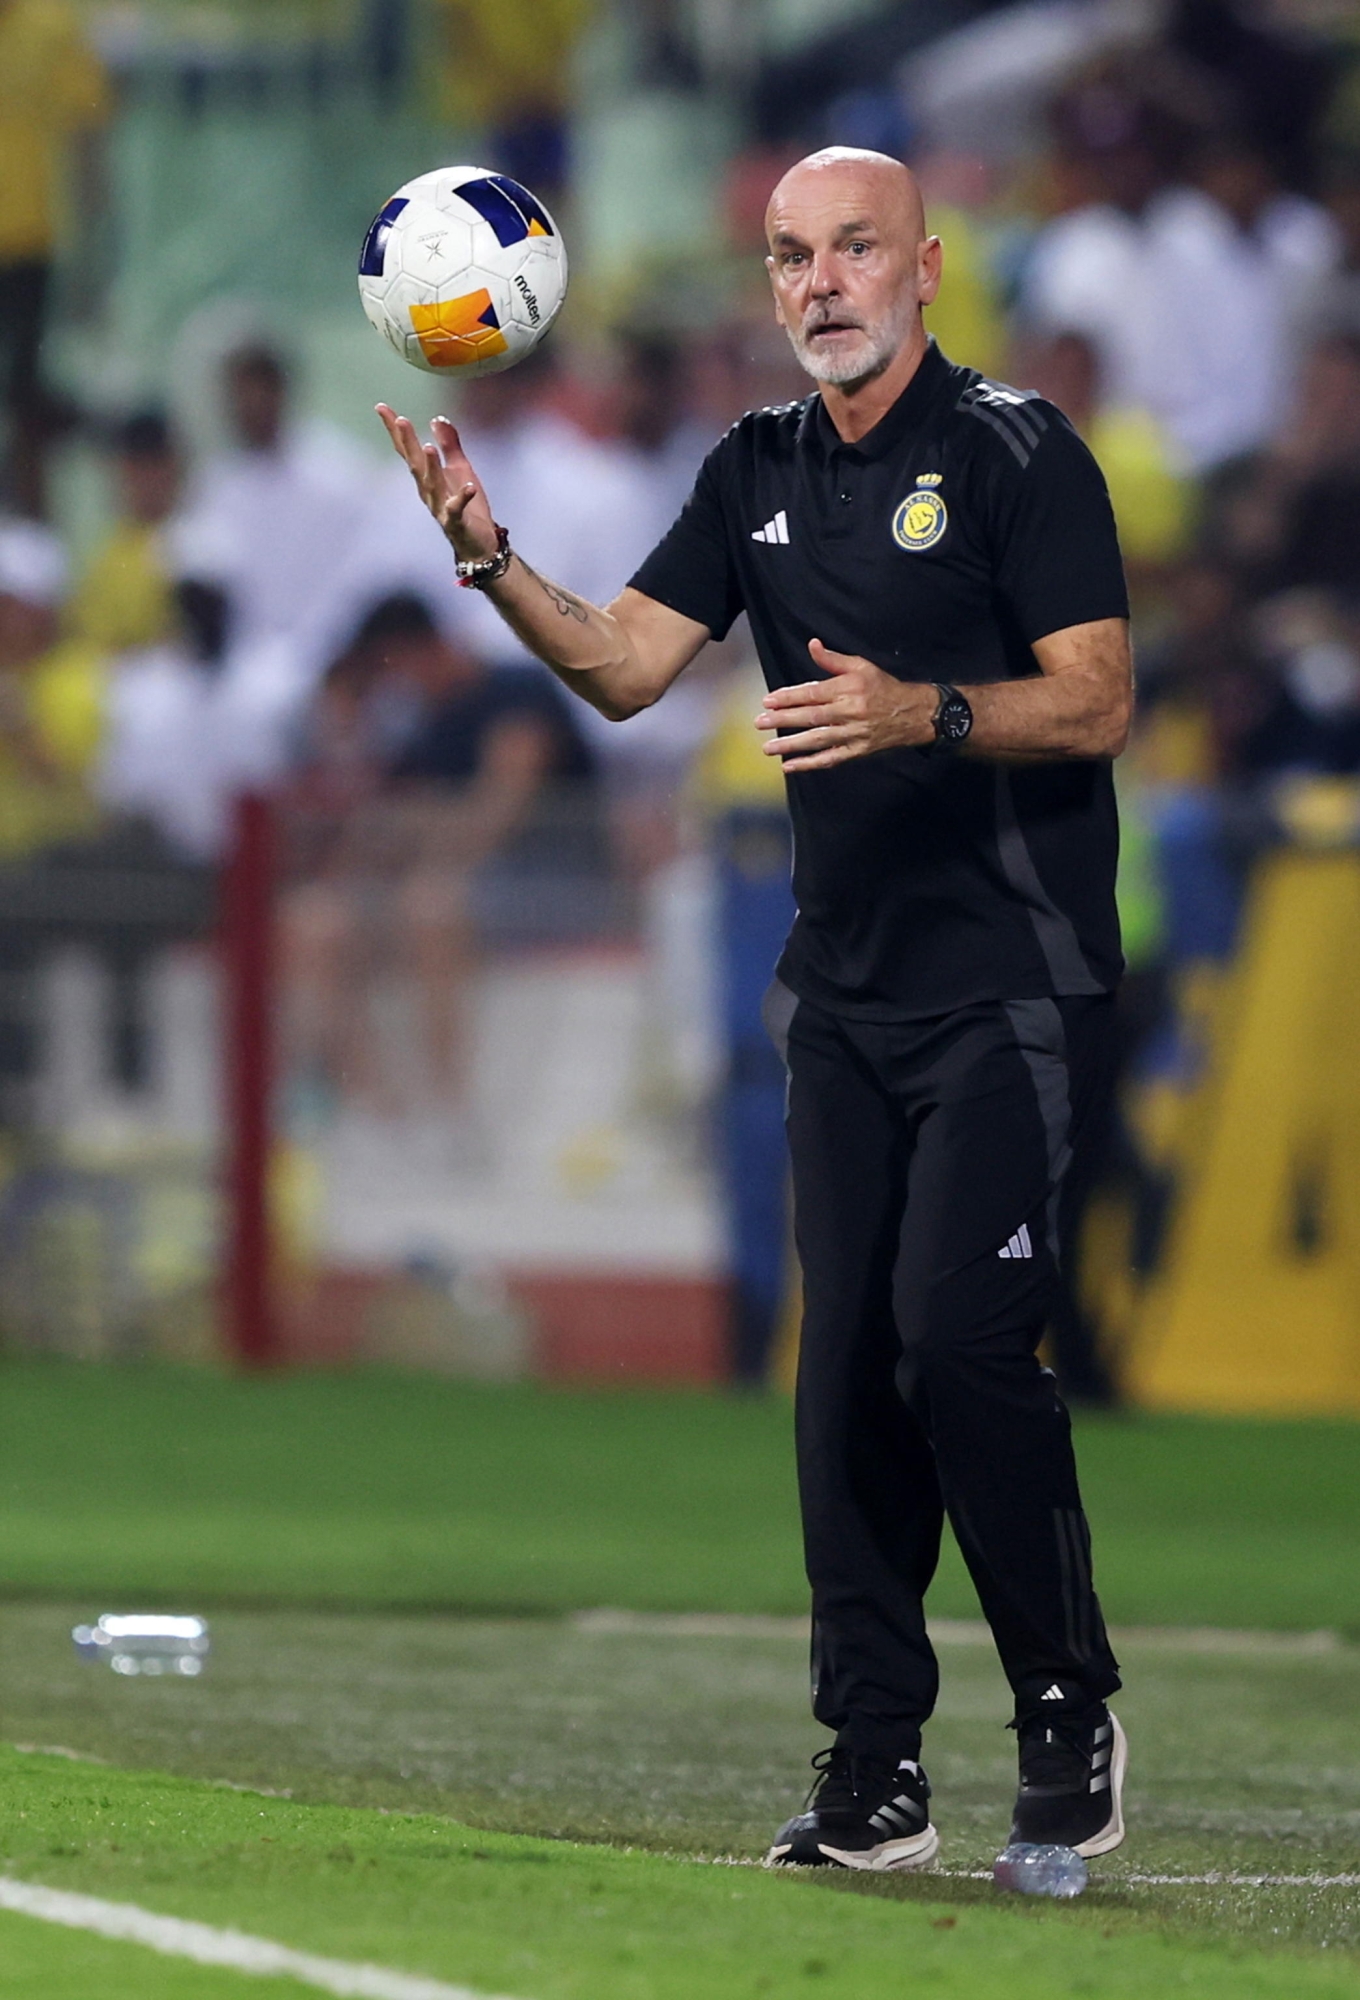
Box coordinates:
[993,1842,1088,1898]
[72,1614,210,1677]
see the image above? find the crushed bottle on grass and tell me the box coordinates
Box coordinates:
[993,1842,1089,1898]
[72,1614,210,1677]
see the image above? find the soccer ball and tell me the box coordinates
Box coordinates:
[357,166,568,377]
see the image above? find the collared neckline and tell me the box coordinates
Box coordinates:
[798,338,950,463]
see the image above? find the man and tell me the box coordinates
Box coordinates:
[69,411,182,655]
[0,520,107,1096]
[432,348,654,676]
[282,593,596,1134]
[378,146,1132,1869]
[176,340,370,658]
[1023,55,1337,474]
[319,346,652,694]
[0,0,109,516]
[0,520,105,859]
[1016,330,1192,585]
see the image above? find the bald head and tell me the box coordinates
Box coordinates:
[766,148,927,252]
[764,148,940,395]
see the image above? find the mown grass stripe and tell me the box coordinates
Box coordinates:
[570,1610,1348,1653]
[4,1368,1356,1633]
[0,1878,519,2000]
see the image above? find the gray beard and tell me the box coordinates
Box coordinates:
[787,298,915,388]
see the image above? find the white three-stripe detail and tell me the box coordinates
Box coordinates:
[998,1222,1032,1260]
[751,510,789,544]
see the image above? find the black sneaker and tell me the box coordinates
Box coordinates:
[1009,1697,1127,1857]
[765,1747,939,1871]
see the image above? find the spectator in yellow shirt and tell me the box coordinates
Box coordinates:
[922,202,1007,380]
[1015,328,1196,583]
[429,0,596,193]
[0,0,111,516]
[68,410,179,654]
[0,519,106,860]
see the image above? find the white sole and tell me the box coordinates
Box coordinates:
[1073,1712,1128,1858]
[764,1823,939,1872]
[819,1823,941,1871]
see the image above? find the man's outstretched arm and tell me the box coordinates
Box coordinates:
[377,405,708,720]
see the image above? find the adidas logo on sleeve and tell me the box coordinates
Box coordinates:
[998,1223,1033,1260]
[751,510,789,544]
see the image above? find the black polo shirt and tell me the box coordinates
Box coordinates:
[630,340,1129,1020]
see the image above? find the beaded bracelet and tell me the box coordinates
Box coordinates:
[455,523,512,590]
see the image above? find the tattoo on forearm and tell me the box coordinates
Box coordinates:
[525,564,590,623]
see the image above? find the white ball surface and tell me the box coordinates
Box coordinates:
[358,165,568,377]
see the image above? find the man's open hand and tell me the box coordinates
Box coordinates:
[375,405,499,563]
[756,638,936,771]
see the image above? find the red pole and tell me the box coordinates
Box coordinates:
[221,792,278,1366]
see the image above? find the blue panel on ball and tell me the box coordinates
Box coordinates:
[358,196,408,276]
[485,175,554,237]
[456,177,530,247]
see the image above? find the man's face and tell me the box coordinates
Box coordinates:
[0,593,57,669]
[227,361,287,452]
[765,160,940,390]
[117,448,180,526]
[370,630,480,696]
[1301,337,1360,454]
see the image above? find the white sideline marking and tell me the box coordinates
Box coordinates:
[1123,1873,1360,1888]
[942,1870,1360,1888]
[574,1609,807,1639]
[4,1850,1354,2000]
[573,1610,1347,1655]
[13,1743,110,1765]
[1108,1626,1343,1657]
[0,1877,521,2000]
[712,1855,1360,1889]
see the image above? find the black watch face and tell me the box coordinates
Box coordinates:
[937,693,972,744]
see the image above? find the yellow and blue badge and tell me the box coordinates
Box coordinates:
[892,472,947,552]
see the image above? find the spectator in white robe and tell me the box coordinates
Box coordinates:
[172,340,372,657]
[1022,62,1338,472]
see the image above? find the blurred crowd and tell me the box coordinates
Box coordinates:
[3,0,1360,1385]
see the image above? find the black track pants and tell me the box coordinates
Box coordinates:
[770,984,1122,1759]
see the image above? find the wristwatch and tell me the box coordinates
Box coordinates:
[930,682,973,749]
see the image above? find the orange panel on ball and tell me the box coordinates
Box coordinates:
[409,289,509,368]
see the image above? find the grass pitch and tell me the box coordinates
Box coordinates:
[1,1362,1358,1996]
[0,1361,1356,1628]
[8,1731,1360,2000]
[6,1745,1358,2000]
[2,1602,1359,1957]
